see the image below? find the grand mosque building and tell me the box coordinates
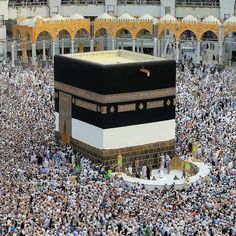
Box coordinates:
[0,1,235,234]
[1,0,236,66]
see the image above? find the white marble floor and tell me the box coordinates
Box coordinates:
[117,161,210,190]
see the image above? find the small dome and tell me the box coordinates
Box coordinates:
[19,18,31,26]
[182,15,198,23]
[52,14,64,20]
[203,15,221,25]
[153,18,158,24]
[118,13,136,20]
[16,16,25,24]
[35,15,43,19]
[27,16,43,27]
[139,13,154,21]
[70,13,84,20]
[224,16,236,25]
[96,13,116,20]
[160,14,177,23]
[19,17,43,27]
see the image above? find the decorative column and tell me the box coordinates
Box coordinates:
[11,42,15,67]
[71,39,74,54]
[90,38,94,52]
[153,18,158,56]
[158,39,161,56]
[137,40,140,53]
[132,38,136,52]
[14,40,17,63]
[219,24,224,64]
[52,41,55,60]
[175,41,180,63]
[219,40,224,64]
[61,38,65,54]
[90,22,94,52]
[3,41,7,64]
[140,39,144,53]
[31,42,36,65]
[121,39,124,49]
[112,38,116,50]
[42,40,46,61]
[197,41,201,64]
[153,37,157,56]
[21,40,28,64]
[101,37,104,50]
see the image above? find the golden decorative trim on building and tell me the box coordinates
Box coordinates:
[75,98,97,112]
[58,92,72,137]
[110,106,115,113]
[139,103,144,110]
[101,106,107,114]
[173,98,176,106]
[55,81,175,104]
[146,100,164,109]
[118,103,136,112]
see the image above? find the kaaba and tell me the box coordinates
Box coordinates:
[54,50,176,167]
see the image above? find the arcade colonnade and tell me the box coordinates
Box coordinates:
[10,13,236,66]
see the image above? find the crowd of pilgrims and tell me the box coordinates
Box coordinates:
[0,60,235,236]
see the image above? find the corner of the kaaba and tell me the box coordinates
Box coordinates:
[54,51,176,168]
[54,54,105,93]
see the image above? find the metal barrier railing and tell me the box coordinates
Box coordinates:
[176,0,220,7]
[8,1,48,7]
[117,0,160,5]
[61,0,105,5]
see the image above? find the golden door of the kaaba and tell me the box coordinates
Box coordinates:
[59,91,72,143]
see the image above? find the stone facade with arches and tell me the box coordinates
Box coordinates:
[94,20,153,39]
[12,17,90,64]
[10,13,236,65]
[157,22,220,41]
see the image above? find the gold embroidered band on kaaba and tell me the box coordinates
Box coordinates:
[55,81,175,104]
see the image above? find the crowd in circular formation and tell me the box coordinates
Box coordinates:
[0,60,235,235]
